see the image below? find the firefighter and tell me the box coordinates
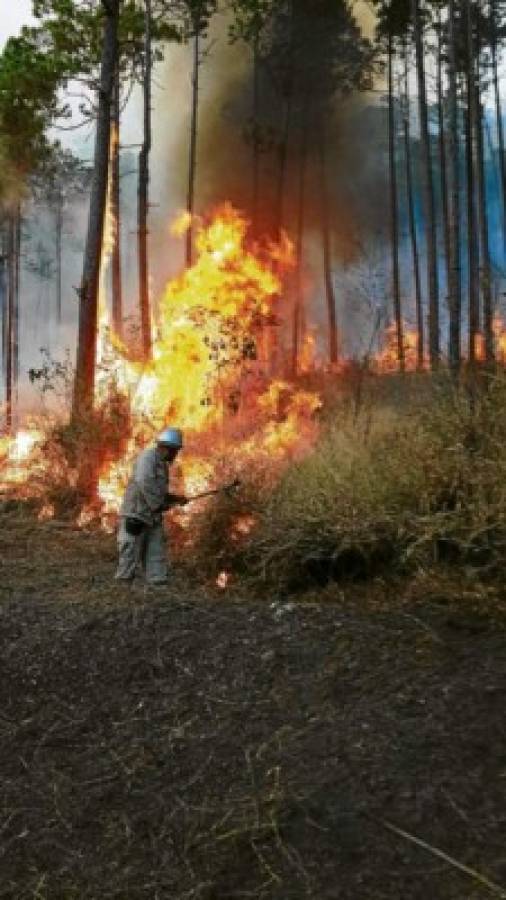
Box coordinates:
[115,427,187,585]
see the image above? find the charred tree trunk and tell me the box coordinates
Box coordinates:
[437,9,451,307]
[292,115,308,377]
[320,119,338,367]
[111,67,123,339]
[474,7,493,363]
[186,24,200,268]
[412,0,440,368]
[388,34,404,372]
[476,93,494,361]
[403,43,423,369]
[0,227,6,385]
[252,33,260,234]
[491,0,506,259]
[447,0,462,371]
[72,0,119,421]
[5,213,15,433]
[275,89,292,239]
[465,0,480,364]
[55,191,63,324]
[13,204,20,414]
[138,0,152,359]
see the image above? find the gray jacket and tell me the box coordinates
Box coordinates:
[120,446,169,526]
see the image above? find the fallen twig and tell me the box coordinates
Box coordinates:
[380,818,506,897]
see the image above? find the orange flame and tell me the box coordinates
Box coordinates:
[95,204,319,513]
[216,571,230,589]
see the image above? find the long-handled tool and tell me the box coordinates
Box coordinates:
[126,479,242,534]
[184,477,241,504]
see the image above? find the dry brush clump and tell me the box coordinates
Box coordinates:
[15,390,132,517]
[190,373,506,592]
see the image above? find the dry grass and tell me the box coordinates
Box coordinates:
[188,371,506,592]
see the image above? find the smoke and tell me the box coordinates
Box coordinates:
[147,4,388,351]
[10,0,388,420]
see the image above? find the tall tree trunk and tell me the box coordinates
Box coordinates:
[476,93,494,361]
[111,67,123,339]
[475,8,493,362]
[0,227,6,384]
[275,89,292,239]
[388,33,404,372]
[186,24,200,267]
[55,192,63,324]
[13,203,20,417]
[292,114,308,377]
[412,0,440,368]
[437,8,451,307]
[275,1,294,239]
[320,119,338,366]
[5,213,14,433]
[491,0,506,260]
[72,0,119,421]
[465,0,480,364]
[447,0,462,371]
[252,33,260,234]
[403,42,423,369]
[138,0,152,359]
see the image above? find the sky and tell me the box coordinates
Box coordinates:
[0,1,34,48]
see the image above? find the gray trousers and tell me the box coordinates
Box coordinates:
[115,518,169,584]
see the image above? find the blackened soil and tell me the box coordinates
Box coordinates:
[1,511,506,899]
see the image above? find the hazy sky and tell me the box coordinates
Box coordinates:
[1,1,375,48]
[0,2,34,49]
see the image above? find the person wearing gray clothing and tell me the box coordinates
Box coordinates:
[115,427,187,584]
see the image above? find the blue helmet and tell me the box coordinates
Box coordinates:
[157,427,183,449]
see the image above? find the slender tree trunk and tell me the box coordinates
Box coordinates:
[491,0,506,260]
[111,67,123,339]
[412,0,440,368]
[465,0,479,364]
[186,24,200,267]
[447,0,462,371]
[403,43,424,369]
[138,0,152,359]
[292,114,308,377]
[474,8,493,362]
[55,193,63,324]
[275,89,293,239]
[320,119,338,366]
[72,0,119,421]
[275,1,294,239]
[476,93,494,361]
[437,9,451,307]
[13,204,20,417]
[388,34,404,372]
[252,33,260,234]
[0,227,6,384]
[5,213,14,433]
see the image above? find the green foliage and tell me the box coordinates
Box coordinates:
[228,0,277,45]
[0,28,70,188]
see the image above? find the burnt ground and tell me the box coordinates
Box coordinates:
[1,508,506,899]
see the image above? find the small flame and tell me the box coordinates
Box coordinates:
[231,514,256,539]
[77,506,96,529]
[216,571,230,589]
[374,323,426,372]
[38,503,55,521]
[171,210,192,237]
[8,430,42,462]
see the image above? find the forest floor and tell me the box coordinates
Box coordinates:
[1,506,506,900]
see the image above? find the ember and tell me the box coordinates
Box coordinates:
[216,571,230,589]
